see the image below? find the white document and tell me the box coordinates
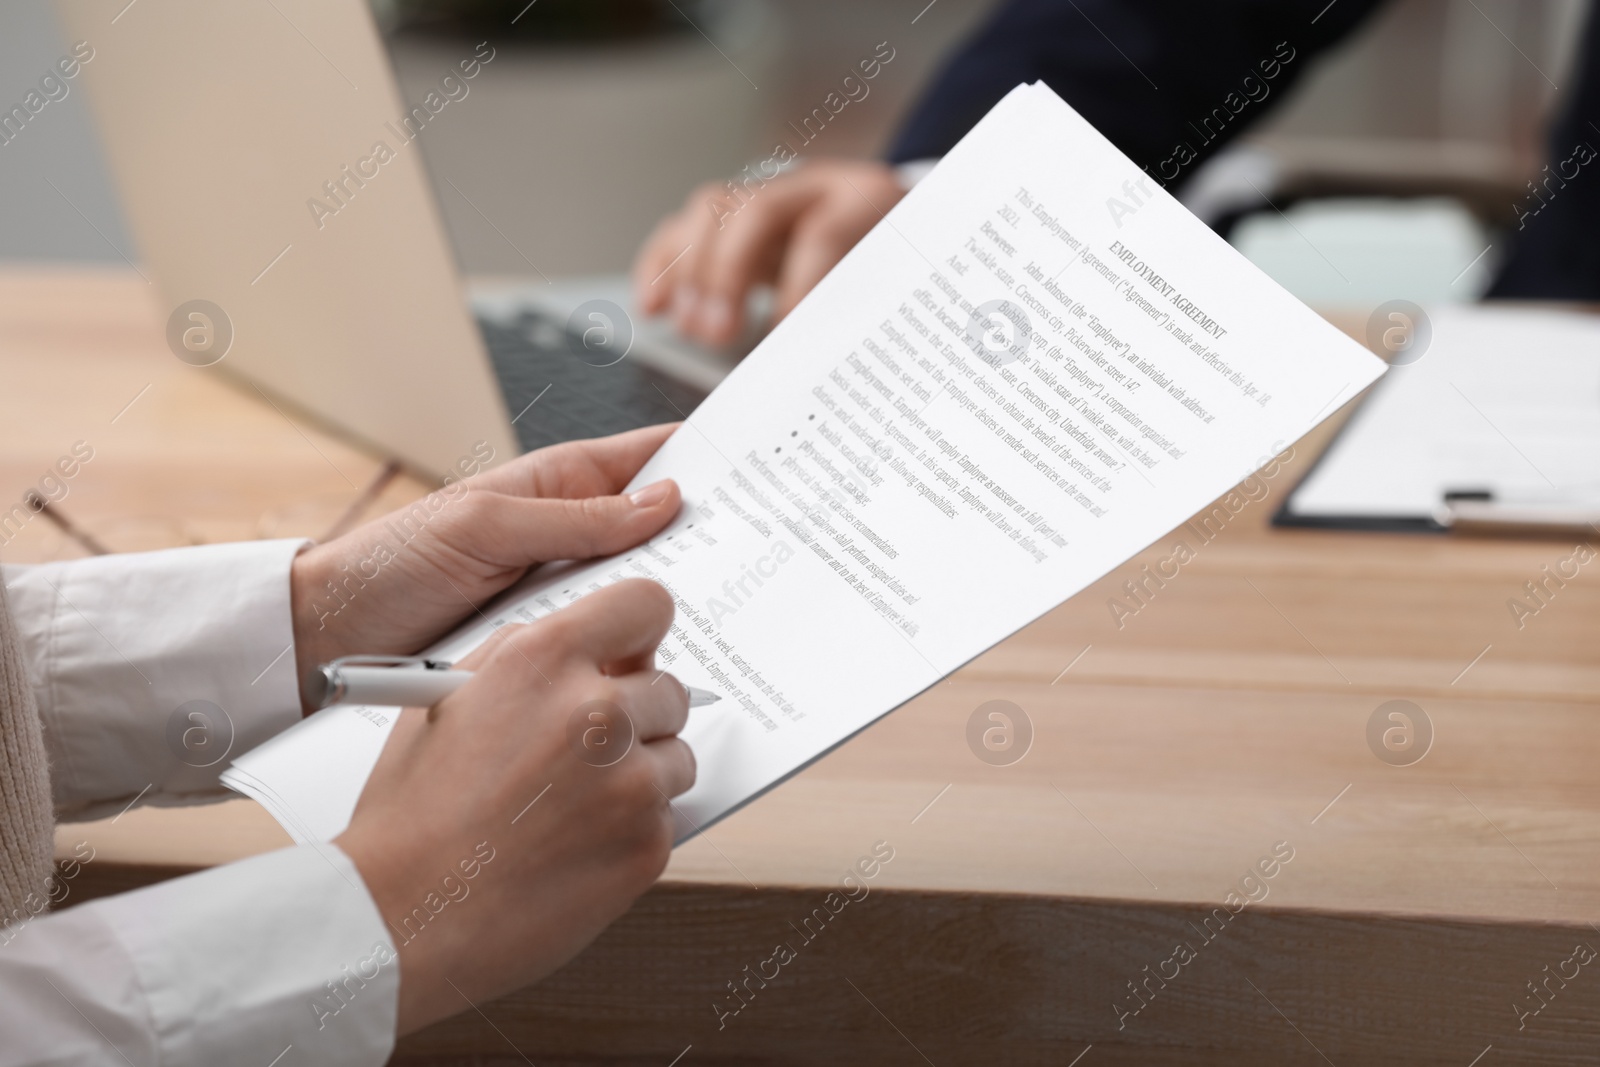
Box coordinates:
[224,83,1385,843]
[1282,304,1600,525]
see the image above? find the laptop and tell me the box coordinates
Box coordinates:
[55,0,735,478]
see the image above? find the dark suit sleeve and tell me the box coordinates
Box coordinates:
[1488,0,1600,298]
[889,0,1387,188]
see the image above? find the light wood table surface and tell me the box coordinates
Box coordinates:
[4,267,1597,1066]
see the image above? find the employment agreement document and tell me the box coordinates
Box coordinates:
[225,83,1385,842]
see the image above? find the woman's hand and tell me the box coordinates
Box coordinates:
[289,424,680,712]
[335,579,694,1033]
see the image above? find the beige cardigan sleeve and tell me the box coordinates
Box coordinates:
[0,576,54,927]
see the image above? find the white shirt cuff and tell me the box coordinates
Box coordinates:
[4,539,308,819]
[0,843,397,1067]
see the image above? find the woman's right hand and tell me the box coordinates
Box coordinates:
[335,578,694,1034]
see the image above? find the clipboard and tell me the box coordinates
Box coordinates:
[1273,304,1600,534]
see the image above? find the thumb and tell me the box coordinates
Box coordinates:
[441,478,681,571]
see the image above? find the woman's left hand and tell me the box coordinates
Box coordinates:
[288,423,681,712]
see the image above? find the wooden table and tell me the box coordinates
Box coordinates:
[4,268,1597,1066]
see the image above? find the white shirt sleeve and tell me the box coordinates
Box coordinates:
[0,541,399,1065]
[4,539,310,821]
[0,842,398,1067]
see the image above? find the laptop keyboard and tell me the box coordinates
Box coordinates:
[478,307,706,454]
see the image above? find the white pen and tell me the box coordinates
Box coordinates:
[307,655,722,711]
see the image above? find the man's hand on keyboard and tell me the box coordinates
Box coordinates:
[632,159,908,347]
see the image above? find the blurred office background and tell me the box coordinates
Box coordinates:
[0,0,1585,307]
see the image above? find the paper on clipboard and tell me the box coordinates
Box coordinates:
[1277,304,1600,531]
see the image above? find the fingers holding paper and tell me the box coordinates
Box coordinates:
[290,426,682,702]
[468,421,677,501]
